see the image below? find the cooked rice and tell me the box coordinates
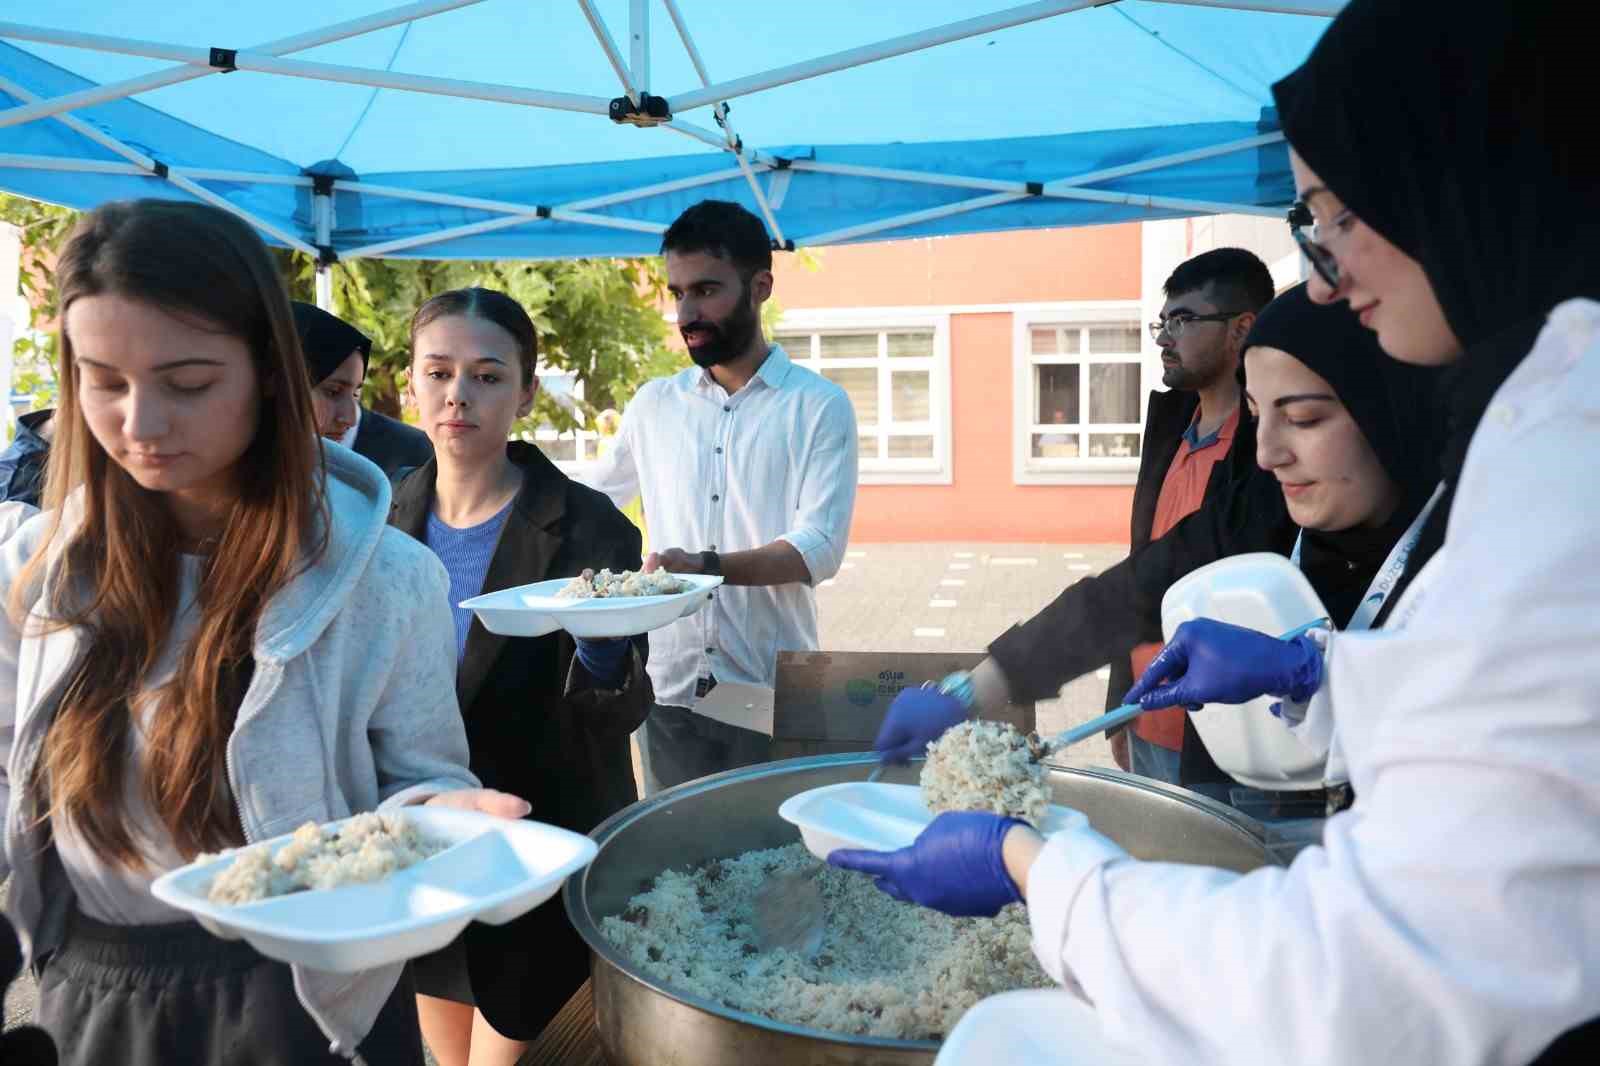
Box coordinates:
[555,567,690,599]
[206,812,446,905]
[920,720,1050,826]
[601,842,1050,1040]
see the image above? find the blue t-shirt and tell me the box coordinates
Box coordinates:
[425,501,515,662]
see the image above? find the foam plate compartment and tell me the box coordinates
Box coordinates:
[151,807,598,973]
[461,573,723,639]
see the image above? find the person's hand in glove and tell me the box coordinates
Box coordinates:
[1124,618,1324,711]
[574,636,633,688]
[872,686,967,764]
[827,811,1029,917]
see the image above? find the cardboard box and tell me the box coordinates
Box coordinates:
[770,651,1037,762]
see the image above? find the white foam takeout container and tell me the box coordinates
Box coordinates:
[778,782,1088,861]
[150,806,598,973]
[461,572,724,639]
[1160,553,1331,792]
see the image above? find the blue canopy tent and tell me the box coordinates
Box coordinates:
[1,0,1339,285]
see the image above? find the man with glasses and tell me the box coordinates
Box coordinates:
[1111,248,1275,783]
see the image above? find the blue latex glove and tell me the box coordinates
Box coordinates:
[828,811,1027,917]
[873,686,967,764]
[1124,618,1324,711]
[575,636,631,688]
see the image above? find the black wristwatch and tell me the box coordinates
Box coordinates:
[700,549,722,576]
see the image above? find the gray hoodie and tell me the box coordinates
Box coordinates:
[0,444,479,1057]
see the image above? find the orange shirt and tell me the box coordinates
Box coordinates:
[1131,403,1241,751]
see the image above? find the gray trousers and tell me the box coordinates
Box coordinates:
[639,701,772,795]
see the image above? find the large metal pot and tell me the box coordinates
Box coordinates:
[565,753,1276,1066]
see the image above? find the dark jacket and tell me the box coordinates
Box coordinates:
[988,403,1294,708]
[352,408,433,478]
[0,410,53,507]
[390,441,652,1039]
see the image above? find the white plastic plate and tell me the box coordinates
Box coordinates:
[150,807,597,973]
[1160,553,1329,791]
[461,573,723,639]
[778,782,1088,861]
[935,988,1145,1066]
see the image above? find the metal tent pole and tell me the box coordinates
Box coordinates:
[804,191,1028,246]
[576,0,639,105]
[0,74,320,255]
[1143,0,1345,15]
[668,0,1097,113]
[658,0,787,246]
[1046,131,1284,190]
[630,0,650,100]
[0,0,487,130]
[313,185,335,310]
[0,22,611,116]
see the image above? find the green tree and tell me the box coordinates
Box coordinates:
[2,192,686,442]
[276,252,685,437]
[1,193,76,416]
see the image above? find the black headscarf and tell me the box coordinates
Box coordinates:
[291,301,371,386]
[1243,284,1444,628]
[1272,0,1595,624]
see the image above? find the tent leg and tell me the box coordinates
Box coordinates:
[315,267,334,311]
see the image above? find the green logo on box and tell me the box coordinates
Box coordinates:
[845,679,877,706]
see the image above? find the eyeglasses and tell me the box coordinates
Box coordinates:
[1288,200,1348,290]
[1147,310,1247,342]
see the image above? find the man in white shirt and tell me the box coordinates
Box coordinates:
[585,200,859,793]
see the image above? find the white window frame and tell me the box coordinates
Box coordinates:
[772,308,953,486]
[1012,301,1150,486]
[521,369,601,471]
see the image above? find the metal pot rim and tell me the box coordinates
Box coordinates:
[564,751,1274,1051]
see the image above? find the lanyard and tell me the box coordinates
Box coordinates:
[1290,483,1445,632]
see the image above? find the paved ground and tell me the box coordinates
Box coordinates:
[815,541,1128,771]
[4,542,1128,1043]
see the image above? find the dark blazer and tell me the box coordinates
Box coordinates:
[390,441,652,1039]
[352,408,433,478]
[1103,389,1234,714]
[987,396,1293,709]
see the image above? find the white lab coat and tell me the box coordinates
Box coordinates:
[1023,299,1600,1066]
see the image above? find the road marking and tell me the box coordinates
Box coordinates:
[819,578,836,588]
[929,598,959,608]
[1095,668,1111,680]
[913,627,947,638]
[1064,552,1085,559]
[953,551,976,559]
[991,557,1038,566]
[939,578,966,587]
[841,562,857,570]
[948,562,972,571]
[1069,563,1092,572]
[847,550,868,559]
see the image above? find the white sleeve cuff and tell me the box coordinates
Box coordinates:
[778,528,838,584]
[1027,821,1129,988]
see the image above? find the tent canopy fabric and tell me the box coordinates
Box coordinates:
[0,1,1339,261]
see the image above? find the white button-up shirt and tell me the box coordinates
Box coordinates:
[583,344,858,710]
[1019,299,1600,1066]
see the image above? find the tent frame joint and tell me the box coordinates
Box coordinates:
[536,205,552,219]
[151,160,170,179]
[770,238,796,252]
[1025,181,1043,196]
[208,47,238,72]
[770,156,792,170]
[316,245,339,267]
[607,92,671,127]
[310,173,338,196]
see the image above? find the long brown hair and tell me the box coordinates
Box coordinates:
[14,199,327,865]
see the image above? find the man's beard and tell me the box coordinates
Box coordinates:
[682,292,761,369]
[1160,348,1222,391]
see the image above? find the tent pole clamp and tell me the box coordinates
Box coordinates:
[208,47,238,72]
[770,238,795,252]
[609,93,671,127]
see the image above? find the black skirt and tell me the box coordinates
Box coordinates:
[409,894,587,1042]
[35,911,425,1066]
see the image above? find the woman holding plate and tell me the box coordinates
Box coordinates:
[0,200,522,1066]
[390,287,652,1066]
